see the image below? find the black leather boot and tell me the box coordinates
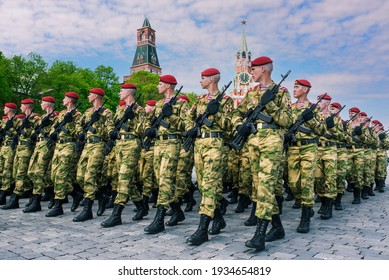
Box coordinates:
[378,180,385,192]
[228,188,238,204]
[41,186,54,201]
[208,208,226,235]
[45,199,64,217]
[361,186,369,199]
[106,190,117,209]
[352,188,361,204]
[320,197,333,219]
[318,196,326,214]
[235,194,249,213]
[292,198,301,209]
[132,200,148,220]
[47,193,55,209]
[244,202,257,226]
[346,182,354,192]
[69,189,83,212]
[149,188,158,204]
[275,195,284,215]
[166,202,185,226]
[101,204,124,228]
[297,206,312,233]
[334,193,343,210]
[219,197,229,215]
[368,183,375,196]
[186,214,212,245]
[144,205,166,234]
[2,193,20,210]
[23,194,42,213]
[245,219,269,251]
[285,185,294,201]
[96,190,109,216]
[25,195,34,207]
[183,189,196,212]
[0,190,10,205]
[265,214,285,242]
[73,198,93,222]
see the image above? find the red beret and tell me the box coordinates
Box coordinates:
[16,114,25,119]
[5,103,18,110]
[318,93,332,100]
[372,120,379,124]
[201,68,220,77]
[295,79,311,88]
[330,102,342,109]
[178,95,190,103]
[349,107,360,113]
[121,83,136,89]
[65,92,79,100]
[42,96,56,103]
[90,88,105,96]
[118,100,126,106]
[2,116,8,120]
[251,56,273,66]
[160,75,177,85]
[359,112,367,117]
[146,100,156,106]
[21,99,34,104]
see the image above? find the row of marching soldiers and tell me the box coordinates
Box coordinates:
[0,55,388,252]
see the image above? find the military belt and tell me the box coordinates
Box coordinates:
[290,138,318,147]
[255,123,280,130]
[86,136,104,143]
[200,132,223,138]
[2,141,13,146]
[159,134,181,141]
[18,140,29,145]
[319,141,337,147]
[121,134,138,140]
[37,137,51,142]
[58,138,74,144]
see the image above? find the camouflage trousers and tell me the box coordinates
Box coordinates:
[173,146,194,203]
[348,147,365,190]
[139,146,156,197]
[194,137,224,218]
[154,139,181,209]
[0,145,15,191]
[28,141,54,195]
[247,130,283,220]
[227,148,240,191]
[363,149,376,187]
[288,143,318,207]
[106,146,118,192]
[336,147,349,193]
[13,144,33,196]
[114,139,142,206]
[76,142,106,200]
[239,143,252,197]
[275,156,287,197]
[51,142,78,200]
[376,149,387,180]
[315,145,337,199]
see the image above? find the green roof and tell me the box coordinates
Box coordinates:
[132,44,160,68]
[142,18,151,28]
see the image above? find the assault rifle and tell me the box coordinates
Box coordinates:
[182,81,232,152]
[350,116,372,143]
[11,110,35,150]
[46,103,80,148]
[142,86,183,151]
[0,115,16,145]
[324,104,346,139]
[342,112,359,131]
[104,93,142,154]
[230,70,291,150]
[283,93,328,151]
[76,99,107,153]
[27,110,55,151]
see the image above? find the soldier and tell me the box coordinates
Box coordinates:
[2,99,40,210]
[375,123,387,192]
[143,74,188,234]
[0,103,18,205]
[23,96,58,213]
[45,91,83,217]
[184,68,232,245]
[101,83,147,228]
[286,80,324,233]
[73,88,114,222]
[231,57,292,251]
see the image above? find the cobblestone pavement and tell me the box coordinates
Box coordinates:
[0,177,388,260]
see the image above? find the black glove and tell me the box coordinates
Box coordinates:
[109,131,119,140]
[12,134,19,143]
[353,126,362,136]
[41,116,51,127]
[237,124,251,137]
[91,111,101,122]
[124,108,135,120]
[206,99,219,115]
[260,89,276,106]
[30,133,38,142]
[5,119,13,130]
[301,109,314,122]
[379,133,385,140]
[22,118,31,129]
[145,128,157,139]
[49,132,58,141]
[284,133,293,145]
[187,127,198,138]
[77,132,86,142]
[162,103,173,118]
[325,117,335,128]
[63,113,73,123]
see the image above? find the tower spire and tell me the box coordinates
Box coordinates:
[240,20,248,54]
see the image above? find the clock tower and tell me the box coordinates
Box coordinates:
[229,20,253,107]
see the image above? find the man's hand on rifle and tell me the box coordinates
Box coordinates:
[237,124,251,137]
[5,119,13,130]
[12,135,19,143]
[63,113,73,123]
[260,89,276,106]
[41,116,51,127]
[77,132,86,142]
[206,99,219,116]
[22,118,31,129]
[145,128,157,139]
[49,132,59,141]
[91,111,101,122]
[30,133,37,142]
[301,109,314,122]
[109,131,119,140]
[353,126,362,136]
[325,116,335,128]
[124,108,135,120]
[379,133,385,140]
[187,127,198,138]
[162,103,173,118]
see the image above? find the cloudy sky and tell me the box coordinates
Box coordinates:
[1,0,388,125]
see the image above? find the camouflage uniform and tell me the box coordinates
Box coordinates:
[375,132,388,188]
[174,145,194,203]
[363,127,378,191]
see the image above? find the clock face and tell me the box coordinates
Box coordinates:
[239,72,250,84]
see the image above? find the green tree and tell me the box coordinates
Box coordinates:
[126,71,160,106]
[0,52,13,107]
